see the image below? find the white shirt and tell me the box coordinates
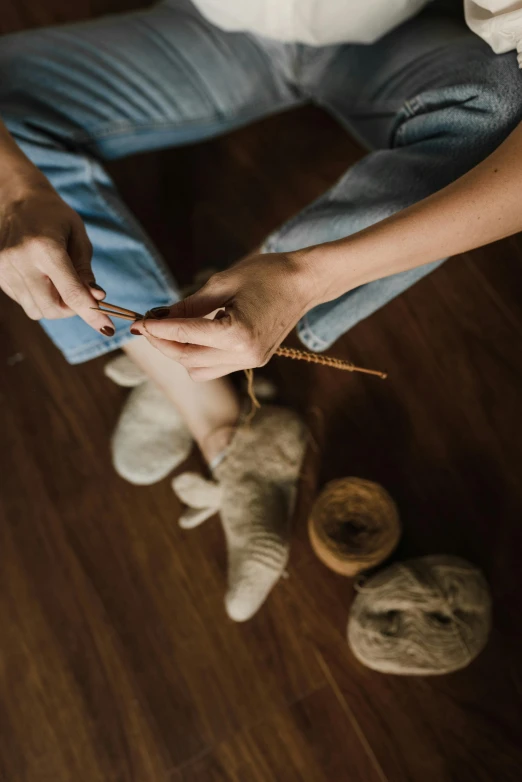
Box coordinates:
[193,0,522,66]
[465,0,522,68]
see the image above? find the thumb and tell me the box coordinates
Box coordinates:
[168,284,228,320]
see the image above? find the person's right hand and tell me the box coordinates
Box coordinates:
[0,180,114,333]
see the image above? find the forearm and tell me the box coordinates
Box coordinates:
[302,121,522,306]
[0,119,49,196]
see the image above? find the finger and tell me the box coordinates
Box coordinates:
[26,272,74,320]
[68,221,92,281]
[178,343,240,368]
[1,266,43,320]
[138,332,204,362]
[46,248,114,333]
[138,332,238,377]
[140,334,237,368]
[89,282,107,301]
[68,223,107,302]
[168,287,227,319]
[133,312,238,349]
[5,246,68,319]
[0,277,15,300]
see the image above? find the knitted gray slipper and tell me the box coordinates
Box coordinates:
[173,406,308,621]
[104,353,147,387]
[106,355,193,486]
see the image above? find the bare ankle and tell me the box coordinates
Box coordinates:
[200,424,236,465]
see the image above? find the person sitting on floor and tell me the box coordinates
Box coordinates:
[0,0,521,620]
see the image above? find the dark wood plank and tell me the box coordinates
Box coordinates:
[270,249,522,782]
[0,363,178,782]
[466,235,522,342]
[282,551,522,782]
[0,294,325,782]
[180,687,385,782]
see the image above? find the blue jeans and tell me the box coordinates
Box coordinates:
[0,0,521,362]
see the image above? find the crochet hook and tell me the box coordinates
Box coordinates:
[90,301,143,321]
[90,301,387,379]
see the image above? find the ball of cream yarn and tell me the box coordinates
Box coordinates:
[347,555,492,675]
[308,478,401,576]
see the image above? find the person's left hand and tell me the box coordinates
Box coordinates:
[131,251,319,381]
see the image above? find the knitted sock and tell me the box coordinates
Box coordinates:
[106,356,193,486]
[173,406,307,621]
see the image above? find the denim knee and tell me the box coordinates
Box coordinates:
[402,51,522,166]
[470,55,522,142]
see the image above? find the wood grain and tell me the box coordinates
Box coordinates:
[179,687,385,782]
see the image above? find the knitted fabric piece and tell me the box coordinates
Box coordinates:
[173,406,307,621]
[110,375,193,486]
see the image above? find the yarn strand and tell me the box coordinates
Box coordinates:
[244,367,262,425]
[274,346,387,379]
[244,346,387,422]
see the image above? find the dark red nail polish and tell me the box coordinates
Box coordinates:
[100,326,115,337]
[149,306,170,319]
[130,327,141,336]
[89,282,106,293]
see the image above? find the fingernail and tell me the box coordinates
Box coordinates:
[130,327,141,336]
[149,306,170,319]
[89,282,106,293]
[100,326,115,337]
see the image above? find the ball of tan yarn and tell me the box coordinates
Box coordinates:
[308,478,401,576]
[347,555,492,675]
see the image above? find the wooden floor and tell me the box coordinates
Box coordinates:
[2,3,522,781]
